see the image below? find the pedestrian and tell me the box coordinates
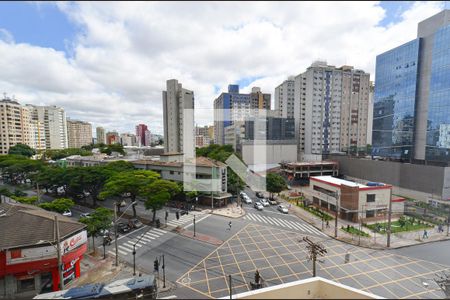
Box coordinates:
[423,229,428,239]
[289,204,291,209]
[326,220,330,228]
[227,221,232,230]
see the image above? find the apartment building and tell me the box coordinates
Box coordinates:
[0,99,32,154]
[274,77,295,118]
[67,119,93,148]
[294,61,370,158]
[120,133,137,146]
[106,131,120,145]
[96,127,106,144]
[162,79,194,154]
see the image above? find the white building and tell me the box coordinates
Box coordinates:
[162,79,194,154]
[274,77,295,118]
[120,133,137,146]
[96,127,106,144]
[294,61,370,158]
[26,105,68,149]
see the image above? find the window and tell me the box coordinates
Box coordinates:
[367,194,375,202]
[170,171,174,175]
[366,210,375,218]
[17,277,35,292]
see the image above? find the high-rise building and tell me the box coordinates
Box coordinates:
[245,117,295,141]
[294,61,370,157]
[67,119,93,148]
[367,82,374,146]
[136,124,150,146]
[0,98,32,154]
[162,79,194,153]
[106,131,120,145]
[26,105,68,149]
[96,127,106,145]
[120,133,137,146]
[372,10,450,162]
[275,77,295,118]
[214,84,270,145]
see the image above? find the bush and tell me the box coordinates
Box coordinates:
[12,196,38,205]
[342,225,370,237]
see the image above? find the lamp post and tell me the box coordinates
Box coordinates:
[54,216,64,291]
[193,215,196,237]
[334,191,340,238]
[386,187,393,248]
[114,200,137,267]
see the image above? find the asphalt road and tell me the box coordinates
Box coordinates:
[389,239,450,267]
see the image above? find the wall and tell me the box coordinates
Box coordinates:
[329,155,448,199]
[242,143,297,165]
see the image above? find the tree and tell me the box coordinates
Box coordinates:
[8,143,36,157]
[12,196,38,205]
[143,179,180,222]
[79,207,113,253]
[398,216,407,228]
[100,170,160,217]
[39,198,75,213]
[69,166,111,206]
[266,173,287,199]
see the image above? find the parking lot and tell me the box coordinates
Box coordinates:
[178,223,448,299]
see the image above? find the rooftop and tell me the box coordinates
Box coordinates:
[311,176,368,188]
[0,202,86,250]
[133,156,226,168]
[281,161,338,167]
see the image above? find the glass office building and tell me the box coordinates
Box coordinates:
[372,39,420,159]
[426,24,450,161]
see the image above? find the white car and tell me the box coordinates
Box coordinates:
[277,205,289,214]
[260,199,270,207]
[243,197,252,204]
[254,202,263,211]
[62,210,72,217]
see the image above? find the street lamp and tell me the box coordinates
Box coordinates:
[114,200,137,267]
[334,191,340,238]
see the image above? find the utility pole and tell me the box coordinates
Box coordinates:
[162,254,166,288]
[54,216,64,291]
[133,244,136,276]
[114,201,119,266]
[387,187,393,248]
[229,275,232,300]
[302,236,327,277]
[193,215,196,237]
[334,191,339,238]
[36,182,40,204]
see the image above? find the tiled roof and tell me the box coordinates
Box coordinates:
[0,203,86,250]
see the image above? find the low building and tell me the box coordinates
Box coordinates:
[0,203,87,299]
[280,161,339,181]
[224,277,382,299]
[241,140,297,166]
[309,176,392,222]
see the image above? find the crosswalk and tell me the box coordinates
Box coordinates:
[107,227,166,256]
[166,212,206,228]
[243,213,328,237]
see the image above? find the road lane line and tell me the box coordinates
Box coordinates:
[184,214,210,230]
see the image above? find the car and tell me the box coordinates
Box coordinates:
[117,222,131,234]
[277,205,289,214]
[62,210,72,217]
[254,202,263,211]
[128,218,143,229]
[256,192,264,198]
[240,191,248,199]
[287,185,292,190]
[180,210,188,216]
[243,197,252,204]
[79,212,91,219]
[260,199,270,207]
[268,198,277,205]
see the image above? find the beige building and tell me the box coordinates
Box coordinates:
[120,133,137,146]
[162,79,194,154]
[67,119,92,148]
[96,127,106,144]
[294,61,370,158]
[0,99,33,154]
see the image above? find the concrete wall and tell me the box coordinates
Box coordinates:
[329,155,449,200]
[242,143,297,165]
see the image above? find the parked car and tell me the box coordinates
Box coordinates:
[268,198,277,205]
[79,212,91,219]
[254,202,263,211]
[128,218,143,229]
[62,210,72,217]
[260,199,270,207]
[117,222,131,233]
[277,205,289,214]
[287,185,292,190]
[243,197,252,204]
[256,192,264,198]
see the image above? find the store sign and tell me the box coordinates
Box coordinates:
[60,231,87,255]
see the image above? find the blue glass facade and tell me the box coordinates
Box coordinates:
[426,24,450,161]
[372,39,420,159]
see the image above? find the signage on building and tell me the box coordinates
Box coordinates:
[60,231,87,255]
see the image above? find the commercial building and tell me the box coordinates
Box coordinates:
[372,10,450,162]
[309,175,393,222]
[244,117,295,141]
[162,79,194,154]
[241,140,298,166]
[26,105,68,150]
[66,119,92,149]
[0,202,87,298]
[195,125,212,147]
[96,127,106,144]
[106,131,119,145]
[214,85,270,145]
[294,61,370,158]
[280,161,339,180]
[120,133,137,146]
[0,98,32,154]
[274,77,295,118]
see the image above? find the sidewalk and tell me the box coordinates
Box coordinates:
[177,228,223,246]
[280,189,450,249]
[211,203,245,218]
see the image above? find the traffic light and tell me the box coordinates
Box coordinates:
[154,259,159,272]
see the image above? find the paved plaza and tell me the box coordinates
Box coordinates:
[177,223,449,299]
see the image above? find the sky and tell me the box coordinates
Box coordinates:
[0,1,448,135]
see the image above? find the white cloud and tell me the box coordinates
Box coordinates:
[0,1,446,135]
